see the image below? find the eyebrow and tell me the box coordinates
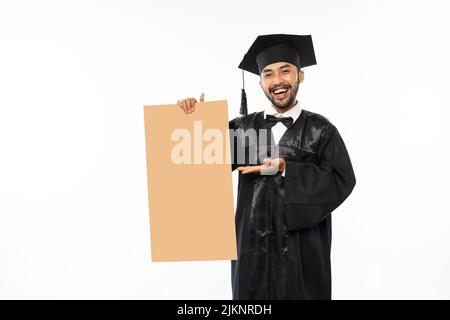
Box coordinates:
[262,64,292,74]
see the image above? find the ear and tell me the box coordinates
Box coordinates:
[299,69,304,83]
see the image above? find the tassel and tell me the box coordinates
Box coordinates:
[240,69,248,116]
[240,88,247,116]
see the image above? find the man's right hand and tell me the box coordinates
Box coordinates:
[177,93,205,114]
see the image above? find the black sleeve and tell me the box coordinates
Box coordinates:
[283,125,356,231]
[229,117,241,172]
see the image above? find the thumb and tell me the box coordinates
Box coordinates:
[199,92,205,102]
[263,158,271,165]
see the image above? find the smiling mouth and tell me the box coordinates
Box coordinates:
[272,87,289,99]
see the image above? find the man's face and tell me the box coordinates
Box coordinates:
[259,61,304,110]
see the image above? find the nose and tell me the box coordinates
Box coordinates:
[271,71,284,89]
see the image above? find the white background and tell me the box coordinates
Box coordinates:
[1,0,449,299]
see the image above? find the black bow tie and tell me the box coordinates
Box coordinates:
[265,114,294,129]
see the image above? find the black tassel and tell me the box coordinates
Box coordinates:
[240,69,248,116]
[240,88,247,116]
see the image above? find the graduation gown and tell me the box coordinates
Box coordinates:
[228,108,356,300]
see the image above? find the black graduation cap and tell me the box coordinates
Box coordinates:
[238,34,317,116]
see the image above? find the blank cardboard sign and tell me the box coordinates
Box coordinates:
[143,100,237,262]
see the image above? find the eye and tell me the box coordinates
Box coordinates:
[282,69,289,73]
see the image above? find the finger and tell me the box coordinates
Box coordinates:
[178,100,184,113]
[182,99,190,113]
[186,99,191,113]
[238,166,254,170]
[189,98,195,112]
[237,166,250,174]
[238,166,260,174]
[191,97,197,112]
[263,158,272,165]
[177,100,182,110]
[247,167,261,174]
[200,92,205,102]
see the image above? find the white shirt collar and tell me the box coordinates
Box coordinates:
[264,100,302,122]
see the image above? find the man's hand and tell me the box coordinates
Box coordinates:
[177,93,205,114]
[237,158,286,175]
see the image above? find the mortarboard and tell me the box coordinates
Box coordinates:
[238,34,317,116]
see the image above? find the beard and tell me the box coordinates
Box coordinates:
[264,78,300,110]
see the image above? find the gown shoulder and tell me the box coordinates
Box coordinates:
[301,108,338,146]
[229,111,264,130]
[301,109,334,130]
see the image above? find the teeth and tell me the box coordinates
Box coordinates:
[274,88,288,94]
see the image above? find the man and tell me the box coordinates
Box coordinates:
[178,34,356,299]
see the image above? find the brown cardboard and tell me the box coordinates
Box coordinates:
[143,100,237,262]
